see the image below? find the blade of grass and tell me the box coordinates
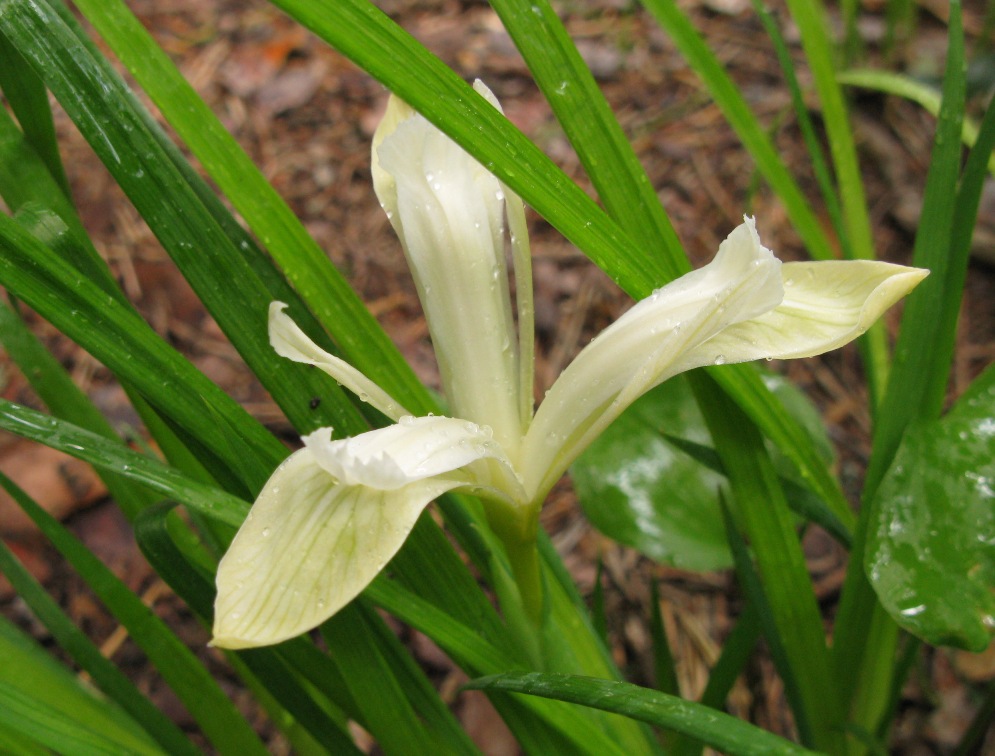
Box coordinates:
[691,373,842,752]
[467,672,819,756]
[0,31,69,196]
[639,0,836,262]
[0,0,371,443]
[0,537,197,755]
[0,617,165,755]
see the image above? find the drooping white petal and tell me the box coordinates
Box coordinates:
[268,302,410,421]
[212,446,463,649]
[212,414,523,649]
[520,218,784,499]
[372,87,524,455]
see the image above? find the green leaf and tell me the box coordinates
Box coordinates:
[0,532,196,755]
[0,0,370,446]
[573,373,839,571]
[0,400,249,526]
[0,616,164,755]
[691,374,842,751]
[64,0,430,418]
[0,30,69,196]
[487,0,685,278]
[837,69,995,175]
[466,672,818,756]
[639,0,835,262]
[866,364,995,651]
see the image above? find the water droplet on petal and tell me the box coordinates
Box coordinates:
[714,355,727,365]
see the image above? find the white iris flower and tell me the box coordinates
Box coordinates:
[212,82,927,649]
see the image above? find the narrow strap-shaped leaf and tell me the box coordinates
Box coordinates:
[0,300,157,519]
[782,0,890,407]
[0,211,285,484]
[0,400,249,526]
[489,0,684,279]
[663,433,851,546]
[639,0,835,262]
[832,8,968,718]
[837,69,995,175]
[0,473,265,755]
[0,617,165,755]
[467,672,818,756]
[322,601,481,756]
[0,0,369,442]
[61,0,429,420]
[783,0,874,263]
[691,374,842,751]
[0,535,195,755]
[0,30,69,196]
[367,577,632,756]
[269,0,655,298]
[751,0,847,250]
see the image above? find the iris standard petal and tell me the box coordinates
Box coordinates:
[373,87,523,454]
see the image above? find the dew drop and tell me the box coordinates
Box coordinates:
[713,355,727,365]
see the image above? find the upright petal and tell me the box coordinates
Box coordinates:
[213,416,520,649]
[371,85,524,455]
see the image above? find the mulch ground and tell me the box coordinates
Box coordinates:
[1,0,993,752]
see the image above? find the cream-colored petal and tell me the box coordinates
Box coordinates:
[301,415,519,492]
[521,218,784,499]
[675,260,928,368]
[374,93,524,453]
[269,302,410,421]
[212,447,462,649]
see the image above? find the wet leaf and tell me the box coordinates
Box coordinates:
[867,369,995,651]
[572,372,832,571]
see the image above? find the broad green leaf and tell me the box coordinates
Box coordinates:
[866,365,995,651]
[0,616,164,755]
[573,373,838,571]
[466,672,818,756]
